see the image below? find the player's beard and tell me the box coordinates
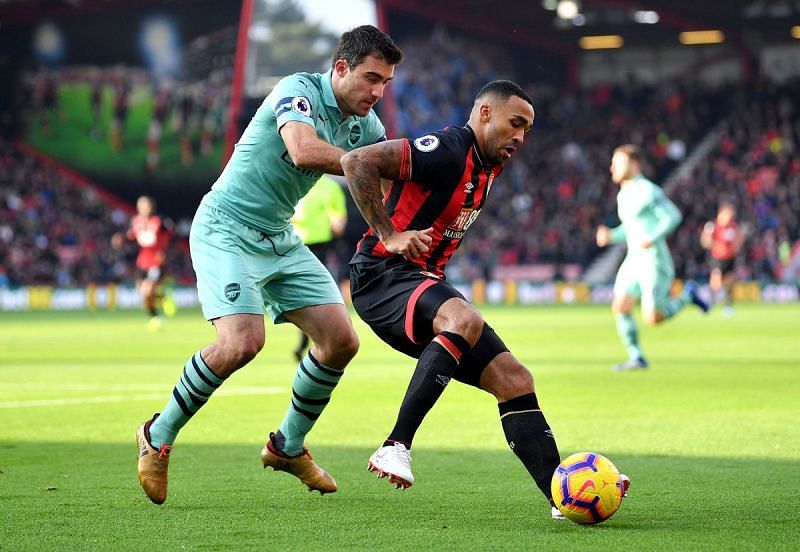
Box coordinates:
[484,137,507,166]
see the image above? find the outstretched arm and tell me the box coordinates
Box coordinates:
[342,140,432,259]
[280,121,348,175]
[597,224,626,247]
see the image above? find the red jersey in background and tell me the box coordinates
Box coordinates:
[711,220,741,261]
[129,215,167,270]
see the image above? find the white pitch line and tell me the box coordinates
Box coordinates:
[0,387,287,409]
[0,383,174,392]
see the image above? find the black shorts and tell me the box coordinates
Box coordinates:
[350,256,508,387]
[710,257,735,275]
[307,242,333,263]
[137,266,162,283]
[308,242,342,280]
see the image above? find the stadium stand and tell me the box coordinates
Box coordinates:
[389,29,799,285]
[1,17,798,292]
[0,140,194,287]
[670,78,800,282]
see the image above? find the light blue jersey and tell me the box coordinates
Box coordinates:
[610,175,683,309]
[191,70,385,322]
[609,175,682,267]
[203,70,386,234]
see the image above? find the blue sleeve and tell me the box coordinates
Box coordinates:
[648,191,683,242]
[609,225,626,244]
[270,74,319,131]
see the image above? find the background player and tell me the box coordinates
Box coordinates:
[291,174,348,361]
[135,26,403,504]
[701,201,744,316]
[596,144,709,372]
[343,80,582,520]
[112,195,174,330]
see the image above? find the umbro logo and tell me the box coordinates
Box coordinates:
[435,375,450,387]
[465,183,474,191]
[545,429,555,438]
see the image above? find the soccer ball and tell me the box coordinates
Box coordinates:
[551,452,625,525]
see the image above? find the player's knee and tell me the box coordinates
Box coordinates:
[612,299,632,315]
[317,327,359,367]
[334,329,360,362]
[439,308,483,346]
[464,311,485,345]
[642,310,661,326]
[220,333,264,367]
[235,337,264,365]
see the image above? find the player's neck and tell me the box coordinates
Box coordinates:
[620,173,641,187]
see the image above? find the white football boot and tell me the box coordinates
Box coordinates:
[620,473,631,497]
[367,442,414,489]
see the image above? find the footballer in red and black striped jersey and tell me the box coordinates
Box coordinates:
[351,124,501,278]
[343,80,570,516]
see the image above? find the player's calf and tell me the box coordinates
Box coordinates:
[498,392,561,505]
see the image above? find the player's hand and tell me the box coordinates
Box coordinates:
[641,238,653,249]
[596,226,610,247]
[383,228,434,260]
[700,222,714,249]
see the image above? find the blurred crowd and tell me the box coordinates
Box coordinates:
[671,78,800,282]
[392,30,798,284]
[0,140,194,288]
[2,28,798,289]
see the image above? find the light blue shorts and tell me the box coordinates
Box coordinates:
[613,254,675,312]
[190,203,343,323]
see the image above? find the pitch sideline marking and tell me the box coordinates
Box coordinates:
[0,386,287,409]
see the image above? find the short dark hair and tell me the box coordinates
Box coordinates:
[332,25,403,69]
[475,80,533,106]
[614,144,643,164]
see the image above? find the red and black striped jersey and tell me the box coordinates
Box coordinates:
[351,125,502,278]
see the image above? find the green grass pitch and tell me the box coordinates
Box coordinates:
[1,304,798,549]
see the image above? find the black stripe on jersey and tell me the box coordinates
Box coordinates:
[464,150,483,209]
[426,239,449,273]
[273,96,296,118]
[425,150,483,273]
[384,181,404,217]
[405,177,461,231]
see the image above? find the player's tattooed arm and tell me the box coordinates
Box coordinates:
[342,140,401,240]
[343,140,432,259]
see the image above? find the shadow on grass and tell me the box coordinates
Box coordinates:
[1,442,798,550]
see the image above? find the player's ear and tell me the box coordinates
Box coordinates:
[333,59,349,78]
[480,103,491,123]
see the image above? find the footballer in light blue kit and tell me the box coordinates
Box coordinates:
[596,144,708,372]
[135,26,404,505]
